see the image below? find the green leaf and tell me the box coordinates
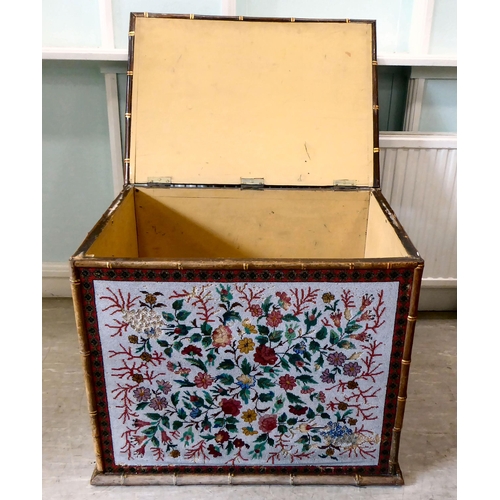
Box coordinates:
[174,379,196,388]
[202,336,212,348]
[330,330,340,345]
[345,321,362,334]
[315,354,324,368]
[143,427,156,437]
[218,359,235,370]
[255,433,268,443]
[173,341,183,351]
[269,330,282,343]
[187,357,207,372]
[146,413,162,420]
[171,392,180,406]
[203,391,214,406]
[161,416,170,428]
[257,377,275,389]
[214,418,225,428]
[287,417,298,425]
[255,335,269,345]
[177,310,191,321]
[157,339,169,347]
[309,340,320,352]
[262,296,273,314]
[311,435,321,442]
[172,420,184,431]
[321,412,331,419]
[285,330,296,344]
[337,340,356,350]
[283,314,299,322]
[223,310,241,323]
[278,413,287,423]
[278,424,288,434]
[162,312,175,322]
[218,373,234,385]
[286,393,304,404]
[190,333,202,343]
[274,397,285,411]
[280,357,291,371]
[258,391,275,402]
[226,440,234,455]
[201,322,213,336]
[172,299,184,310]
[267,437,275,446]
[136,402,149,410]
[151,436,160,447]
[257,325,270,335]
[316,326,328,340]
[316,404,325,414]
[296,435,309,444]
[306,408,315,419]
[239,388,250,404]
[241,358,252,375]
[296,375,316,384]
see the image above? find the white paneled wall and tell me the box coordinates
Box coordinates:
[380,133,457,285]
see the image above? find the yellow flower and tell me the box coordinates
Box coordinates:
[242,319,257,335]
[237,337,255,354]
[242,409,257,423]
[242,426,258,436]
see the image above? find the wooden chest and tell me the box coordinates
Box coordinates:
[70,13,424,487]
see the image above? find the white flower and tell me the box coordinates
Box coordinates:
[122,308,164,338]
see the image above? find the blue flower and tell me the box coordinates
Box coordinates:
[190,408,202,419]
[293,342,306,355]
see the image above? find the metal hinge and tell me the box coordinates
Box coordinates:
[147,177,172,186]
[333,179,358,188]
[241,178,264,190]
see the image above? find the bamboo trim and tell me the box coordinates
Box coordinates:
[71,256,422,270]
[70,265,103,472]
[90,469,404,486]
[389,263,424,473]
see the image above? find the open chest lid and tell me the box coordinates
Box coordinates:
[126,14,379,188]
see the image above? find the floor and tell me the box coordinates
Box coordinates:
[43,298,457,500]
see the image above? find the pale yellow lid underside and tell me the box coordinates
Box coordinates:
[130,17,374,186]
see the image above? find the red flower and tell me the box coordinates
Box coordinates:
[181,345,202,356]
[278,374,297,390]
[266,309,283,328]
[331,312,342,328]
[220,398,242,416]
[276,292,291,310]
[215,430,230,443]
[254,344,278,366]
[249,304,263,317]
[233,438,245,448]
[133,419,150,429]
[208,444,222,457]
[194,372,214,389]
[258,414,278,433]
[318,391,326,403]
[289,405,308,416]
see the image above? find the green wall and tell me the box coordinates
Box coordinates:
[42,61,114,262]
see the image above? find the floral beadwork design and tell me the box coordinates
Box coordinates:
[94,281,398,467]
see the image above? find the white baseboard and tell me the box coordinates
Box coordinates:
[42,262,457,311]
[42,262,72,298]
